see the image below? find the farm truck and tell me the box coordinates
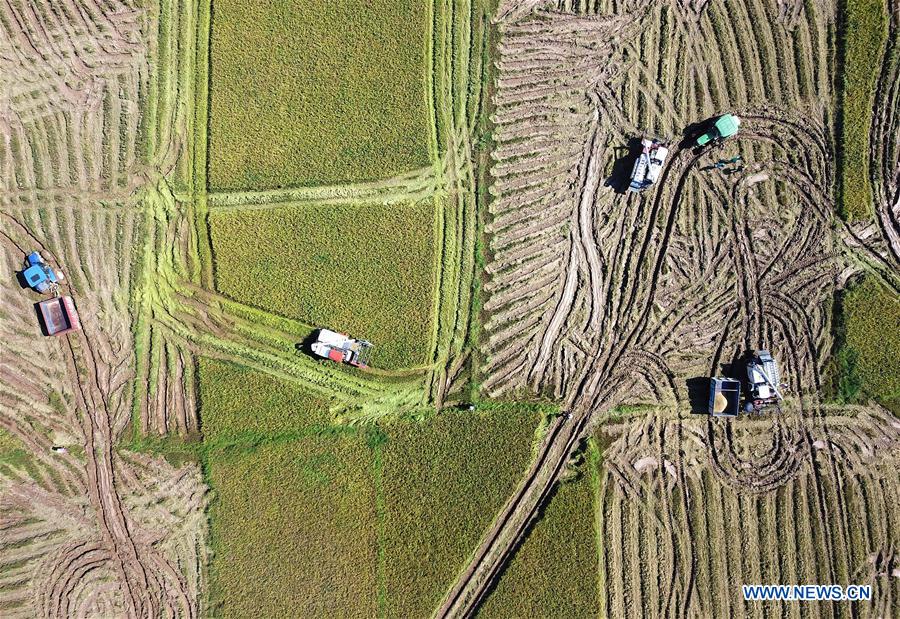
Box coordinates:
[19,251,80,336]
[696,114,741,146]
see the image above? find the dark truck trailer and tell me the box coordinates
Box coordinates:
[38,296,80,336]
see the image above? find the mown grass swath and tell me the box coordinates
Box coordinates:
[837,0,888,220]
[379,405,543,618]
[208,201,437,370]
[838,276,900,412]
[477,447,601,618]
[208,0,432,190]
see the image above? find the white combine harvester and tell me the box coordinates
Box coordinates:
[311,329,373,368]
[709,350,786,417]
[744,350,785,413]
[629,138,669,192]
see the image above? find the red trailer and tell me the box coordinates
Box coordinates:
[38,296,80,336]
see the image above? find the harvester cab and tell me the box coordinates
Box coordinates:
[311,329,373,368]
[629,138,669,192]
[696,114,740,146]
[22,251,62,295]
[745,350,784,413]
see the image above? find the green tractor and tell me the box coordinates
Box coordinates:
[696,114,741,146]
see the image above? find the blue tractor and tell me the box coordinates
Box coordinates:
[22,251,63,295]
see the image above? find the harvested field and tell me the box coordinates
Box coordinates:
[208,200,438,370]
[208,0,432,190]
[440,0,900,615]
[380,406,543,618]
[0,0,209,614]
[597,407,900,618]
[481,0,840,402]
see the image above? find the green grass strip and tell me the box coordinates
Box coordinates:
[836,0,888,220]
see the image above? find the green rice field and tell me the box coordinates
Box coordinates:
[200,361,544,617]
[837,0,888,220]
[208,200,437,369]
[477,445,601,618]
[839,276,900,413]
[380,406,543,618]
[208,0,432,190]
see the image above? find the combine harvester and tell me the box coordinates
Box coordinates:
[21,251,80,336]
[311,329,373,368]
[629,138,669,192]
[708,350,785,416]
[696,113,741,146]
[744,350,784,413]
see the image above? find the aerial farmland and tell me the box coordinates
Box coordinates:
[0,0,898,617]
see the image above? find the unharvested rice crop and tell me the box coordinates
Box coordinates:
[198,358,331,441]
[200,357,379,617]
[840,276,900,411]
[0,428,33,471]
[209,201,437,369]
[380,406,543,618]
[477,459,600,619]
[838,0,888,220]
[208,0,432,190]
[206,437,378,618]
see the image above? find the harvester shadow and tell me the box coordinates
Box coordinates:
[686,377,711,414]
[295,329,320,360]
[15,271,29,290]
[604,136,642,194]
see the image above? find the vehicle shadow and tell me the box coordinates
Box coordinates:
[680,119,711,151]
[604,136,642,194]
[686,377,711,414]
[295,329,320,359]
